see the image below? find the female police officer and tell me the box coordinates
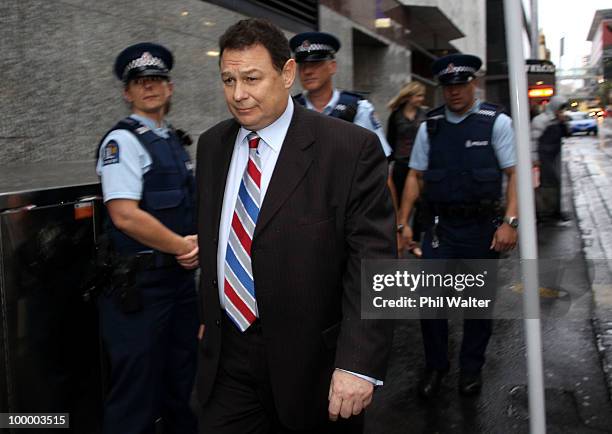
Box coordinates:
[96,42,198,434]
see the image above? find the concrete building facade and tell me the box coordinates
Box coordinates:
[1,0,493,165]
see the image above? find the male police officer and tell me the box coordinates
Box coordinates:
[397,54,518,398]
[289,31,392,157]
[96,42,199,433]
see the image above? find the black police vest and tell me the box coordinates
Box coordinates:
[294,91,363,122]
[98,117,196,255]
[423,102,502,204]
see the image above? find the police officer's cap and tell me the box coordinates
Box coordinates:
[114,42,174,84]
[289,32,341,63]
[432,53,482,85]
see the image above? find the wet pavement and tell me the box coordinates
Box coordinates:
[364,120,612,433]
[566,117,612,404]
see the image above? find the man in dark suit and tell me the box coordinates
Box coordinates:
[194,18,396,434]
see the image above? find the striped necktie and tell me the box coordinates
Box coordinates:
[223,133,261,331]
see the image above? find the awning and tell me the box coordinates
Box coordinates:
[390,3,465,51]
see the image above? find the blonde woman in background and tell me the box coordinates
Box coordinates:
[387,81,427,257]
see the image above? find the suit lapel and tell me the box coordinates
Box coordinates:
[211,121,240,239]
[254,105,314,239]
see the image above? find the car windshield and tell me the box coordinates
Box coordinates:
[569,112,589,120]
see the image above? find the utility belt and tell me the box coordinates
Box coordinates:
[422,201,502,221]
[81,235,179,314]
[421,201,502,249]
[128,251,179,270]
[107,251,179,313]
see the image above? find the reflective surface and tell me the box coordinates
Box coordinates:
[0,187,103,433]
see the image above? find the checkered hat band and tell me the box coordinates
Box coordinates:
[123,53,167,79]
[439,65,476,76]
[295,43,334,54]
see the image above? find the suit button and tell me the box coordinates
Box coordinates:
[212,279,218,286]
[215,319,221,327]
[213,237,218,244]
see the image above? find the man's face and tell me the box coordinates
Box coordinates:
[298,60,336,92]
[220,44,296,131]
[124,76,173,114]
[442,81,476,115]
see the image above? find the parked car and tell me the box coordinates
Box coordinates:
[567,111,598,136]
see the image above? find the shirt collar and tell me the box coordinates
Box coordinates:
[303,89,340,115]
[129,113,168,131]
[236,96,294,153]
[445,99,481,122]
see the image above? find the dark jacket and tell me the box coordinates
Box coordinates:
[194,103,396,429]
[386,105,427,160]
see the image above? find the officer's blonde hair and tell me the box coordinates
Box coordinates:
[387,81,426,112]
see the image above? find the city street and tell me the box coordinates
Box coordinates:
[2,1,611,431]
[365,120,612,433]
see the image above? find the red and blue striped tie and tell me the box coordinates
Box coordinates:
[224,133,261,331]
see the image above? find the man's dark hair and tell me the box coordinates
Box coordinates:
[219,18,291,72]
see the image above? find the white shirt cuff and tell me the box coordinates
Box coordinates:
[336,368,383,386]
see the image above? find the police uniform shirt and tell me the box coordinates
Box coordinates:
[409,99,516,171]
[302,89,393,157]
[96,114,169,203]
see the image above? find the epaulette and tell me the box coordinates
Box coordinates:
[338,90,364,101]
[426,105,446,118]
[426,105,446,138]
[477,102,501,118]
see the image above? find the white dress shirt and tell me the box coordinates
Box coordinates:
[217,97,293,308]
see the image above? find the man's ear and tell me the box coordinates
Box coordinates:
[330,59,337,76]
[282,58,297,89]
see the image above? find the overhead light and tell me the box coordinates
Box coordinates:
[206,50,220,57]
[528,87,554,98]
[181,11,189,16]
[536,81,544,85]
[204,21,216,27]
[375,18,391,28]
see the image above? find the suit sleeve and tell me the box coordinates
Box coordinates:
[335,131,396,380]
[195,133,206,322]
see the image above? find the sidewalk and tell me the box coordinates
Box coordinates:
[364,142,612,432]
[331,118,612,433]
[565,117,612,397]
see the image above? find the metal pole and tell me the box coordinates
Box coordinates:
[530,0,539,59]
[503,0,547,433]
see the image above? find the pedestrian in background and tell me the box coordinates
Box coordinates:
[386,81,427,257]
[96,42,199,434]
[397,53,518,399]
[193,18,395,433]
[531,95,569,222]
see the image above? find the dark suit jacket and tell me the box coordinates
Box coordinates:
[194,103,396,429]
